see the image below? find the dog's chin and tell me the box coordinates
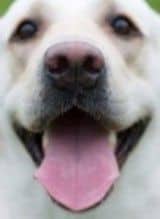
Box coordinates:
[14,108,149,212]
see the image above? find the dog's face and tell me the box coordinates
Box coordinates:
[0,0,160,213]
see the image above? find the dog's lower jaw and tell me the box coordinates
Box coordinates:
[1,113,160,219]
[14,106,149,212]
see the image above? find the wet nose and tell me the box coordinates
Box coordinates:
[44,41,105,89]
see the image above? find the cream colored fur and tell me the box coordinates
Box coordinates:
[0,0,160,218]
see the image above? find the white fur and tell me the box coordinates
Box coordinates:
[0,0,160,218]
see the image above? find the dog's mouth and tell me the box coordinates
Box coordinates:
[15,108,149,212]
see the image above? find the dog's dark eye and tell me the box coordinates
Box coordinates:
[14,20,38,41]
[110,15,139,37]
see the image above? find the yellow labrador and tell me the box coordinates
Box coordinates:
[0,0,160,218]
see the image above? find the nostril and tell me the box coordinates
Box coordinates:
[47,55,70,76]
[83,55,104,75]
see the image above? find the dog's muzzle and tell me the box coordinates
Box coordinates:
[15,41,149,212]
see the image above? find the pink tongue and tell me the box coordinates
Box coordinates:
[35,112,119,211]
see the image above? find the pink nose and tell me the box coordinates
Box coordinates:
[44,42,105,89]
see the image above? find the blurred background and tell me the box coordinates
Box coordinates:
[0,0,160,14]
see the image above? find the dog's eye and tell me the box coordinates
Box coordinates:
[14,20,38,41]
[110,15,139,37]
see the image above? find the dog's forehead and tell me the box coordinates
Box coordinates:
[4,0,150,28]
[9,0,147,15]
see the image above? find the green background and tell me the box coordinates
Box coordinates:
[0,0,160,14]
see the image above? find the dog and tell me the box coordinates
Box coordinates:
[0,0,160,218]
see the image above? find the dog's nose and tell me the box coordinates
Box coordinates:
[44,42,105,89]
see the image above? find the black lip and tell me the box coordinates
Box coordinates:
[15,128,43,165]
[14,109,149,168]
[116,118,149,168]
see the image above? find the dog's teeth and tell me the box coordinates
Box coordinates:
[108,132,117,149]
